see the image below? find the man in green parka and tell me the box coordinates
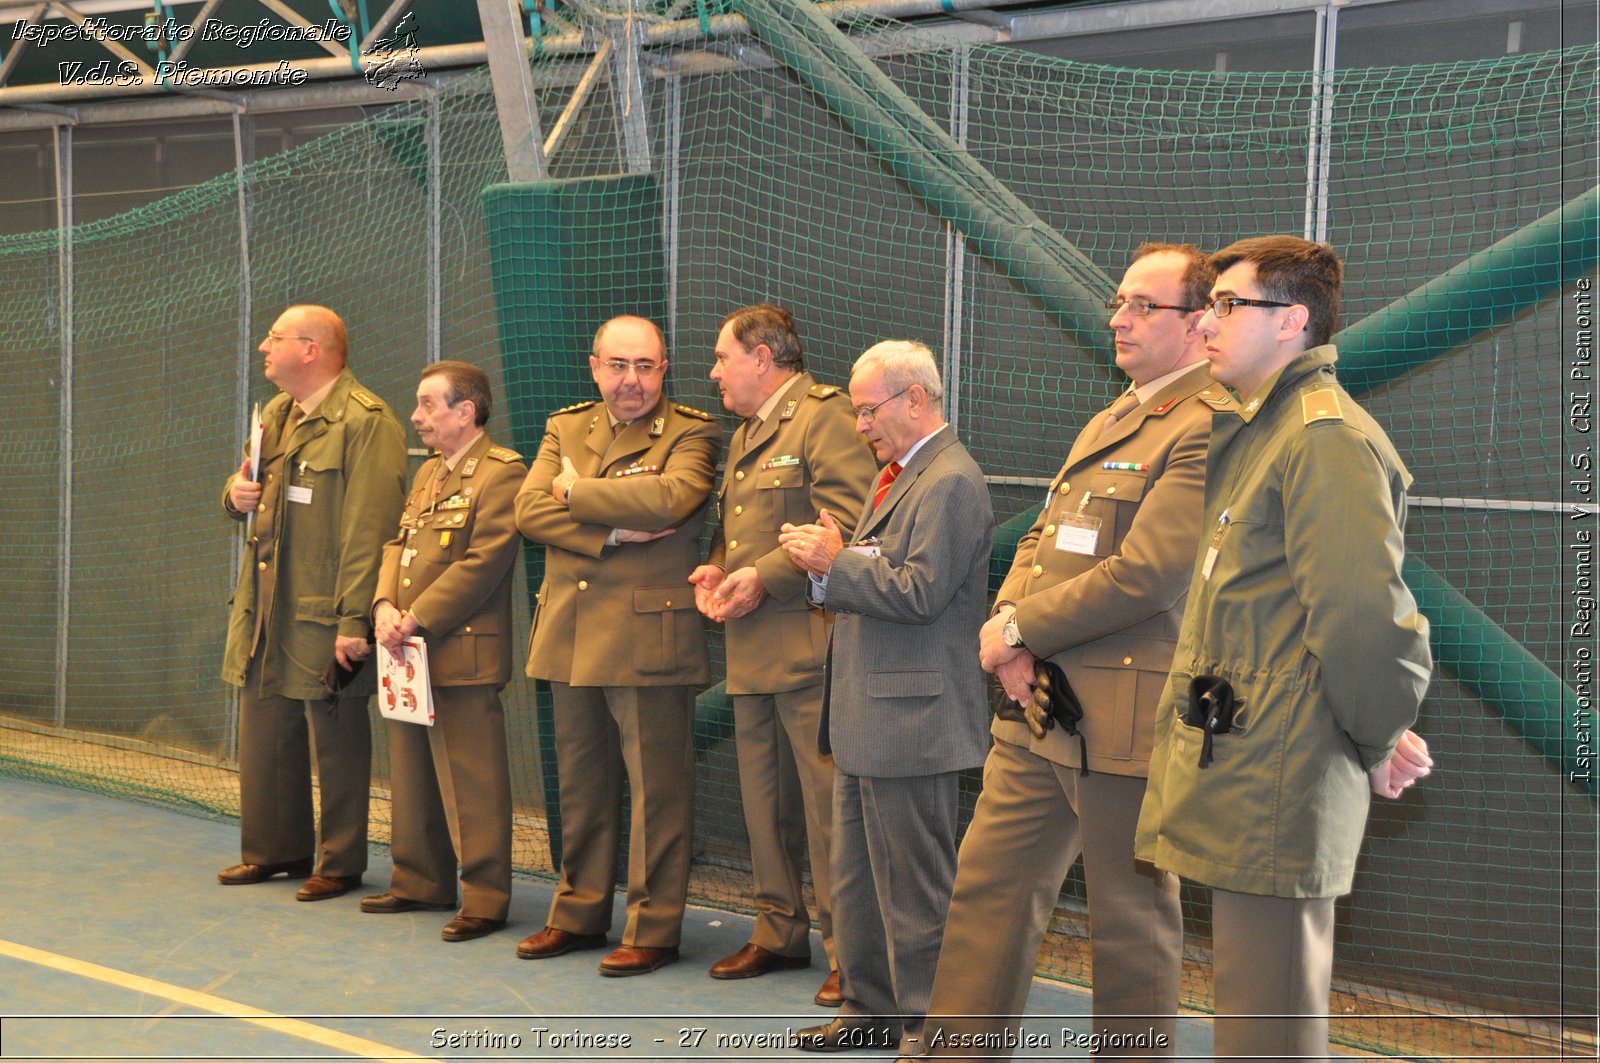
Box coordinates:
[217,305,408,901]
[1135,237,1435,1061]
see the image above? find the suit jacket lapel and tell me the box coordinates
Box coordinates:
[851,429,955,541]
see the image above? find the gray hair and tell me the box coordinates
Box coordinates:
[852,340,944,412]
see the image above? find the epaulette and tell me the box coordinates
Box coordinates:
[673,403,715,422]
[486,446,522,462]
[349,388,385,411]
[807,384,843,400]
[1197,385,1237,412]
[553,399,599,416]
[1300,386,1344,426]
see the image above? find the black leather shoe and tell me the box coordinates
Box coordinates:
[295,874,362,902]
[441,915,507,942]
[792,1019,898,1053]
[217,858,313,885]
[516,926,608,959]
[360,892,455,914]
[709,942,811,979]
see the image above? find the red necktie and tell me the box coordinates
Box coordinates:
[873,462,902,509]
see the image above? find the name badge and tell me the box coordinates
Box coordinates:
[1054,512,1100,556]
[286,484,313,505]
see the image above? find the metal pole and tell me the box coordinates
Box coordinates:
[664,73,684,352]
[225,106,254,763]
[475,0,548,181]
[1301,3,1339,243]
[52,121,73,730]
[427,89,442,365]
[941,45,970,430]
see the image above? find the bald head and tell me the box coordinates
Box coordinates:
[593,315,666,362]
[260,304,348,398]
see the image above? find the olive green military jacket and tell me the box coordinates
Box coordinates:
[374,432,527,687]
[518,393,723,687]
[994,364,1235,777]
[221,369,409,700]
[1136,345,1433,899]
[708,372,877,696]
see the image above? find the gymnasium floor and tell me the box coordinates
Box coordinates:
[0,772,1228,1061]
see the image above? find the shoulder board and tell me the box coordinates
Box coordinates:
[1197,385,1237,412]
[349,388,384,411]
[807,384,843,400]
[1300,386,1344,426]
[673,403,715,422]
[553,399,599,416]
[486,446,522,463]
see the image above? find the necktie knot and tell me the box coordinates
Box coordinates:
[1099,391,1140,437]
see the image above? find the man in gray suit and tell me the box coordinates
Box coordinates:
[780,340,994,1054]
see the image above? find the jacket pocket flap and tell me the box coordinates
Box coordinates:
[294,596,337,624]
[756,466,806,490]
[1091,470,1148,504]
[1076,638,1175,670]
[633,588,694,613]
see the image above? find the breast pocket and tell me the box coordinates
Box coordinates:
[758,466,810,529]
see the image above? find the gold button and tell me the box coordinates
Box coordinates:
[1106,486,1117,495]
[773,477,782,486]
[402,577,411,588]
[266,472,274,482]
[735,470,745,480]
[1043,524,1056,536]
[728,539,739,550]
[1058,482,1069,494]
[256,503,264,513]
[664,600,673,608]
[464,625,473,633]
[1032,564,1043,577]
[257,561,266,570]
[1123,656,1133,665]
[734,505,743,516]
[578,580,589,590]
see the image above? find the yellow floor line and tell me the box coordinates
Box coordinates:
[0,939,433,1062]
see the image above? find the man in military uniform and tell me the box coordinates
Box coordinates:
[1136,236,1434,1060]
[361,361,526,943]
[688,304,877,1006]
[918,244,1234,1060]
[218,304,408,901]
[516,315,723,976]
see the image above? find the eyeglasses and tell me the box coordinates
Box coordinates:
[597,358,665,377]
[852,387,910,422]
[1207,296,1294,318]
[266,331,313,344]
[1105,296,1197,317]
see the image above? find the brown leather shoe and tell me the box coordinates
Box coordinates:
[792,1018,897,1052]
[516,926,608,959]
[295,874,362,902]
[598,944,680,977]
[813,968,844,1007]
[441,916,507,942]
[709,942,811,980]
[359,892,455,914]
[217,858,313,885]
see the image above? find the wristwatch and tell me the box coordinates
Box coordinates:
[1002,618,1025,649]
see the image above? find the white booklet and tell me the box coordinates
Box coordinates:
[378,637,435,726]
